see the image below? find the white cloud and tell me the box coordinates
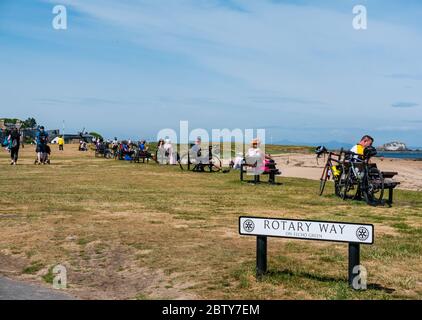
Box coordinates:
[42,1,422,99]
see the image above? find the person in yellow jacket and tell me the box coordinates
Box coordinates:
[58,135,64,151]
[350,135,374,160]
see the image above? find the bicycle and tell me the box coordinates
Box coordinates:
[336,147,384,205]
[317,146,344,196]
[179,145,226,173]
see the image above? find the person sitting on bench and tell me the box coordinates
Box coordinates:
[139,140,149,152]
[79,140,88,151]
[245,138,265,175]
[246,140,281,175]
[190,136,202,157]
[121,141,134,158]
[350,135,374,162]
[263,155,281,175]
[190,137,207,161]
[189,136,211,171]
[240,139,281,184]
[232,152,244,169]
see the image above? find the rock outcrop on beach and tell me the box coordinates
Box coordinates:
[378,141,409,151]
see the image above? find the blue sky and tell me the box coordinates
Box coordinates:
[1,0,421,146]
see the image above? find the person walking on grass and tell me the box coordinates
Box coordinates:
[35,126,49,164]
[8,128,20,165]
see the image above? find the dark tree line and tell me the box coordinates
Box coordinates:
[22,117,37,129]
[0,117,37,129]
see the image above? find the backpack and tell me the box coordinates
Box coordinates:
[364,146,377,159]
[38,132,47,144]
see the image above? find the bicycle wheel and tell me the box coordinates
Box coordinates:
[319,165,329,196]
[105,151,113,159]
[334,178,341,197]
[178,153,192,171]
[337,169,352,200]
[208,155,222,172]
[362,167,384,205]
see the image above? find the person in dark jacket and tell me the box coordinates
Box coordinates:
[8,128,21,165]
[35,126,49,164]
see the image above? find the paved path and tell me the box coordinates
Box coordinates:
[0,276,75,300]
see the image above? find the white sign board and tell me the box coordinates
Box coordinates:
[239,216,374,244]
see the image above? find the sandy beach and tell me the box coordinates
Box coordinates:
[273,153,422,192]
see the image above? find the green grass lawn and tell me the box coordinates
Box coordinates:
[0,144,420,299]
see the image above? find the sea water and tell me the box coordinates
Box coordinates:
[376,151,422,160]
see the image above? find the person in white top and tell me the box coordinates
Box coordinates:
[190,136,207,164]
[245,138,265,175]
[232,152,244,169]
[190,137,201,156]
[156,138,166,164]
[164,138,176,165]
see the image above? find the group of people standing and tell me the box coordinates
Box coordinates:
[156,138,177,165]
[2,126,50,165]
[34,126,50,164]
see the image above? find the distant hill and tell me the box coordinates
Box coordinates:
[409,146,422,151]
[272,139,421,152]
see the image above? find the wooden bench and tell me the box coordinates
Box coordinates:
[132,150,152,163]
[240,158,281,185]
[381,171,400,206]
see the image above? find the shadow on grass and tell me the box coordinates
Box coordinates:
[263,269,395,294]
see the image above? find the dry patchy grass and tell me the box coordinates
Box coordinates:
[0,144,421,299]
